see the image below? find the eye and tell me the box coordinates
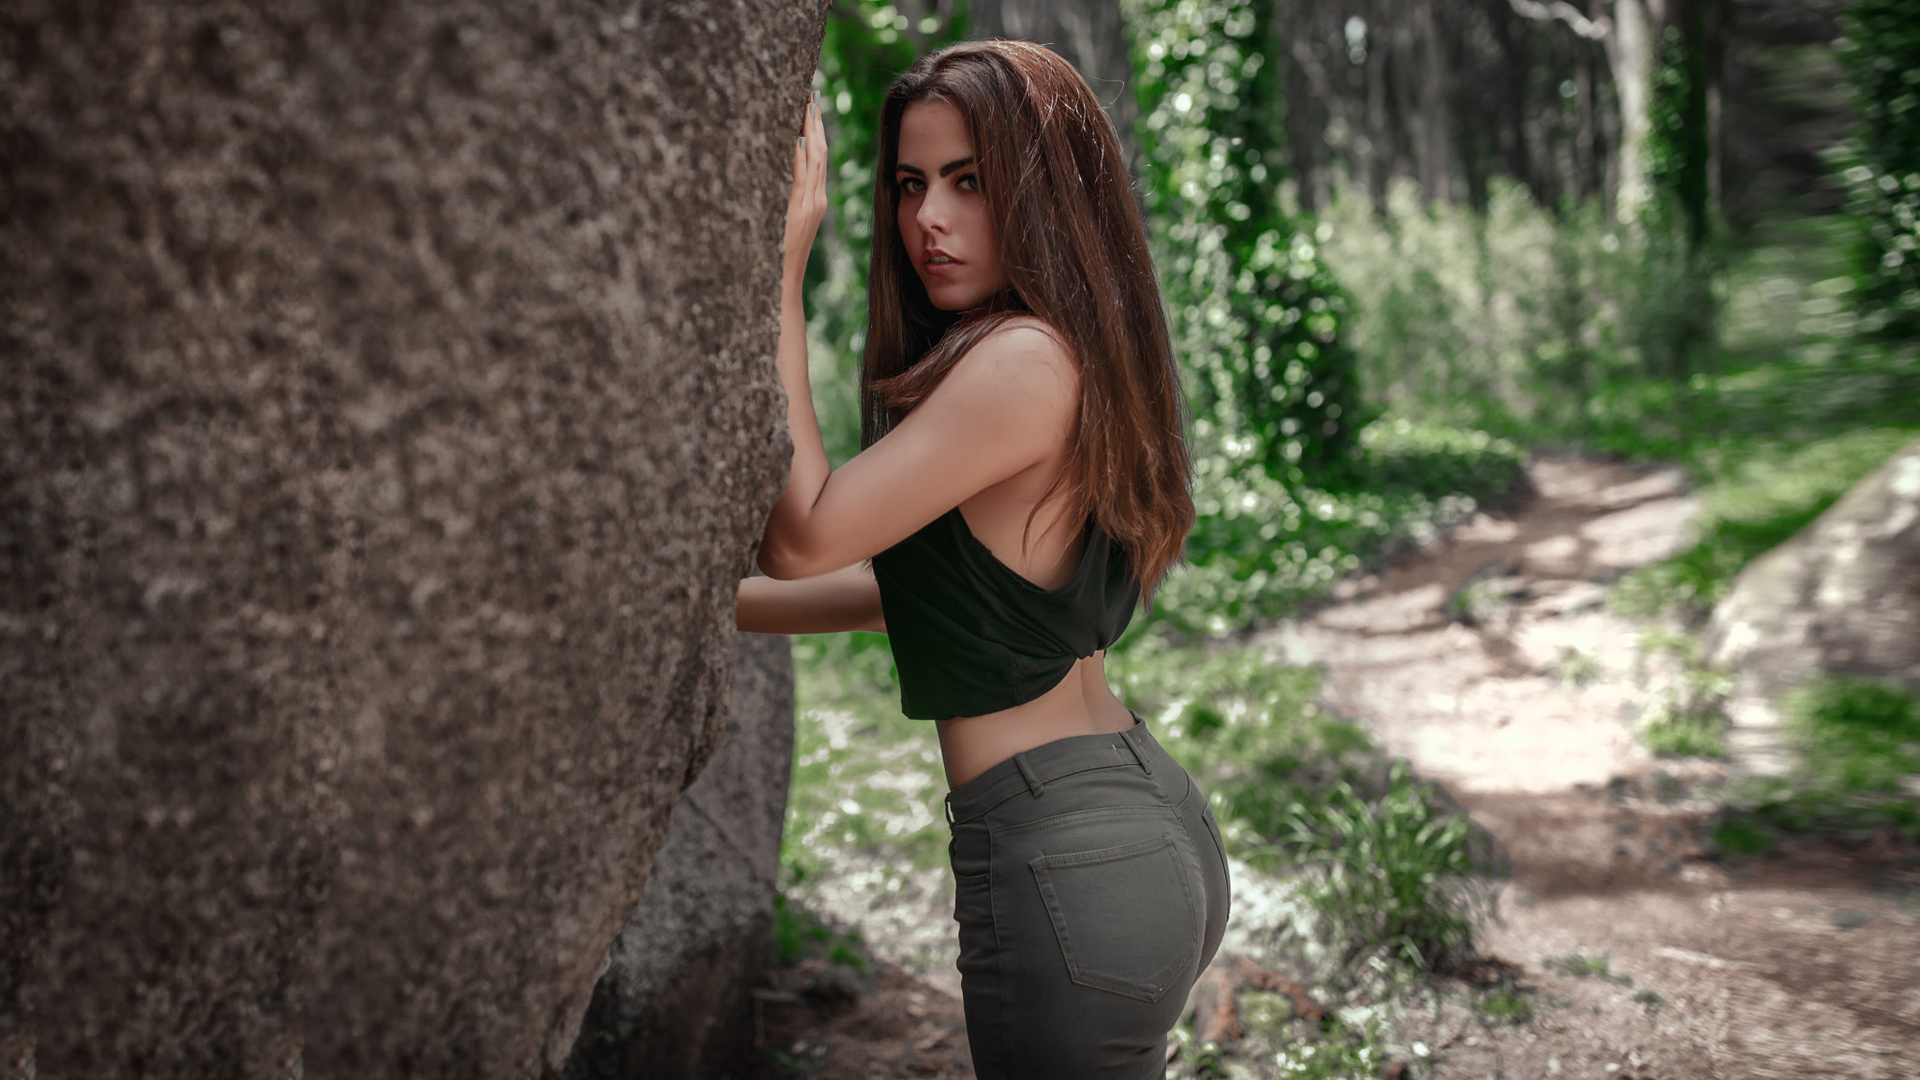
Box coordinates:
[897,176,925,194]
[957,173,980,192]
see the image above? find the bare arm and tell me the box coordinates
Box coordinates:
[736,561,886,635]
[758,96,1079,582]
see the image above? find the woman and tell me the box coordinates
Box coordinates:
[737,40,1230,1079]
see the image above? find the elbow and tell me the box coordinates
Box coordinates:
[755,535,820,581]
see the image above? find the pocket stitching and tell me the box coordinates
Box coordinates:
[994,802,1174,840]
[1029,832,1201,1003]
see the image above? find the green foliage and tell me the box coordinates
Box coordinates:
[782,632,947,882]
[1150,417,1524,635]
[771,891,869,973]
[1477,982,1534,1024]
[1275,761,1495,978]
[1645,15,1713,247]
[1836,0,1920,341]
[1549,647,1602,688]
[1638,666,1731,759]
[1125,0,1365,483]
[1785,676,1920,795]
[1544,952,1630,984]
[1319,178,1717,458]
[1268,1016,1391,1080]
[1711,676,1920,858]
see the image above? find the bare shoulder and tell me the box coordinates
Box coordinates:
[943,316,1080,413]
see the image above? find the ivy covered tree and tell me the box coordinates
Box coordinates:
[1837,0,1920,342]
[1124,0,1365,487]
[1644,10,1713,248]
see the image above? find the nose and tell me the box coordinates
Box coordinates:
[915,186,949,236]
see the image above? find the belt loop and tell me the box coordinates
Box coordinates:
[1120,724,1153,776]
[1014,751,1046,798]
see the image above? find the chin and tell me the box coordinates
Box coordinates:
[920,281,994,313]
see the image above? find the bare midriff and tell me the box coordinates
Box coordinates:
[935,432,1138,789]
[934,651,1137,789]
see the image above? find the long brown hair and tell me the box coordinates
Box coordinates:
[861,39,1193,602]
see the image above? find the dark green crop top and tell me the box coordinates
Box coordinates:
[869,505,1140,721]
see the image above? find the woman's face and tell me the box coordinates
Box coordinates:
[894,99,1010,311]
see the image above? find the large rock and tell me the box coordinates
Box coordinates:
[0,2,824,1076]
[1705,437,1920,771]
[559,631,794,1080]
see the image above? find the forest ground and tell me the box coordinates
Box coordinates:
[748,455,1920,1079]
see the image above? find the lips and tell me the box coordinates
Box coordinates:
[922,248,962,276]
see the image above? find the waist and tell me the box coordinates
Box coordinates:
[943,713,1181,827]
[934,656,1135,787]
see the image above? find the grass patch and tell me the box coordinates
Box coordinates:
[770,891,869,974]
[1477,982,1534,1024]
[782,632,945,887]
[1269,1017,1392,1080]
[1711,675,1920,857]
[1548,646,1603,687]
[1786,676,1920,794]
[1544,952,1631,985]
[1638,668,1733,759]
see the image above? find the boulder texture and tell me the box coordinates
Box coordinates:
[0,2,825,1077]
[1706,437,1920,771]
[558,631,794,1080]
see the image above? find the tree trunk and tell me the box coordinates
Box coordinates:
[0,2,825,1076]
[1608,0,1657,219]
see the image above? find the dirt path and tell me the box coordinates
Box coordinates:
[1254,456,1920,1079]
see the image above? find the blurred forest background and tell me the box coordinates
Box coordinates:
[800,0,1917,628]
[767,0,1920,1074]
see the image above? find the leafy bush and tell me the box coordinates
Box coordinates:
[1149,417,1524,635]
[1638,667,1731,759]
[771,891,869,973]
[1268,1016,1391,1080]
[1275,761,1496,979]
[1318,177,1715,458]
[1836,0,1920,341]
[1126,0,1365,482]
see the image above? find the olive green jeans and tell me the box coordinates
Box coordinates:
[944,716,1231,1079]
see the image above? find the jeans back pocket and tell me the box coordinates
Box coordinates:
[1028,832,1202,1003]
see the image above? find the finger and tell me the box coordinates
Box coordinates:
[810,100,828,174]
[803,99,820,170]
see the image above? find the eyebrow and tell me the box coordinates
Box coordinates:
[895,156,976,178]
